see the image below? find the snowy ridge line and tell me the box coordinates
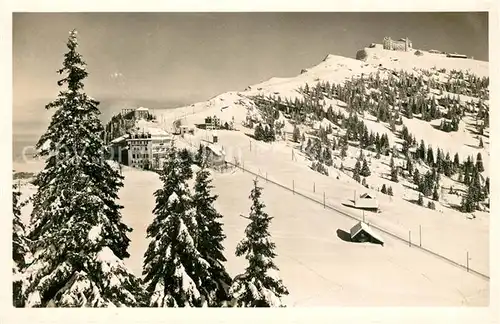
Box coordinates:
[224,161,490,282]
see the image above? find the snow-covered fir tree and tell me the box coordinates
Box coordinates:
[142,146,210,307]
[21,30,143,307]
[229,179,289,307]
[13,183,29,307]
[192,164,232,306]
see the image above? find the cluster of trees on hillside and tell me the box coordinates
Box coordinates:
[247,96,286,143]
[13,31,289,308]
[443,69,489,100]
[104,113,137,143]
[104,110,157,144]
[399,125,488,212]
[251,67,489,213]
[252,66,488,141]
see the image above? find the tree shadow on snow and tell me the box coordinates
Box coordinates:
[244,133,257,140]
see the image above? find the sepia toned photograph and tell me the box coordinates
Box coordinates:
[11,12,489,308]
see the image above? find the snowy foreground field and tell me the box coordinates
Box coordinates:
[118,166,489,306]
[15,160,488,306]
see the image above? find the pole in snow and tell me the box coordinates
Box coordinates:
[323,192,326,208]
[419,225,422,247]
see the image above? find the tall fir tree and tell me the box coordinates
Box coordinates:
[22,30,143,307]
[142,146,210,307]
[192,166,232,306]
[229,180,289,307]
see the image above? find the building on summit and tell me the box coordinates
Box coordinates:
[383,36,412,52]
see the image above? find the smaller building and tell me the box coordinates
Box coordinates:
[135,107,150,120]
[202,144,226,167]
[350,221,384,246]
[353,192,379,211]
[446,53,468,59]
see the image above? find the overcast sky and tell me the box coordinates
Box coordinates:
[12,12,488,155]
[13,12,488,109]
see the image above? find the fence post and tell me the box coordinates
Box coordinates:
[467,251,469,272]
[313,182,315,193]
[419,225,422,247]
[409,230,411,247]
[323,192,326,208]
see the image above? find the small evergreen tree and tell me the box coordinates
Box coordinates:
[292,125,301,143]
[381,184,387,194]
[390,163,398,183]
[432,185,440,201]
[387,186,393,196]
[476,152,484,173]
[413,168,420,186]
[453,153,460,171]
[340,142,348,159]
[426,145,434,166]
[360,158,371,177]
[229,180,289,307]
[406,156,413,176]
[418,193,424,206]
[254,123,264,140]
[479,137,484,148]
[195,144,205,166]
[353,160,361,183]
